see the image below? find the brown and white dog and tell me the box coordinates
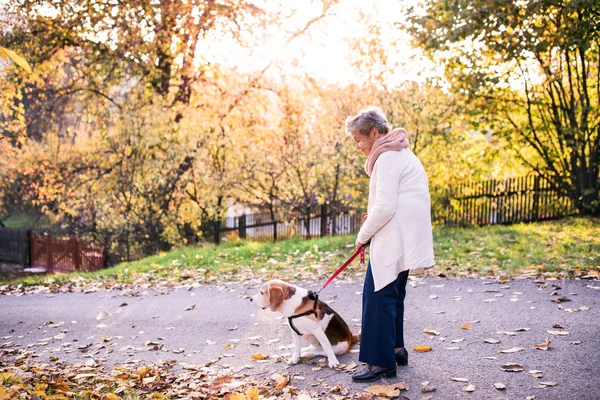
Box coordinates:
[251,279,360,368]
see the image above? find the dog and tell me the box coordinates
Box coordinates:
[250,279,360,368]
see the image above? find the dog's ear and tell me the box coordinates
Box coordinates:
[268,284,285,312]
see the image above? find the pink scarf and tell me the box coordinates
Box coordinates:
[365,128,409,176]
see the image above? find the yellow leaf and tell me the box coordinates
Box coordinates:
[0,47,8,63]
[423,328,440,335]
[229,394,246,400]
[413,345,432,352]
[0,46,32,73]
[102,394,121,400]
[247,387,260,400]
[274,374,289,389]
[250,353,269,360]
[365,382,408,397]
[151,394,168,399]
[137,366,153,378]
[460,322,472,330]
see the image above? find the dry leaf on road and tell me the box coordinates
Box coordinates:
[414,345,432,352]
[498,347,524,354]
[501,363,524,372]
[547,330,569,336]
[463,384,476,392]
[534,338,551,351]
[364,382,408,397]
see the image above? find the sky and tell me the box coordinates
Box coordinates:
[197,0,439,87]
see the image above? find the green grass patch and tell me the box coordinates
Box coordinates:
[1,217,598,288]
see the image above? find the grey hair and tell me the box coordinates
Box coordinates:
[345,106,391,136]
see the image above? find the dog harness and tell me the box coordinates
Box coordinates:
[287,291,318,336]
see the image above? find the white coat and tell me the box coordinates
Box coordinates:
[356,149,435,291]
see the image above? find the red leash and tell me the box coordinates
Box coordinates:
[317,244,366,293]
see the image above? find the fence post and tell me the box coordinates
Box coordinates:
[26,230,32,267]
[239,215,247,240]
[46,234,53,272]
[320,204,328,238]
[73,238,81,271]
[533,175,540,221]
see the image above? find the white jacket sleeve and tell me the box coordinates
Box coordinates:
[356,153,401,245]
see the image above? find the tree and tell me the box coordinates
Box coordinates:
[405,0,600,215]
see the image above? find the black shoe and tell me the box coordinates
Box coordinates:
[352,365,397,383]
[395,348,408,366]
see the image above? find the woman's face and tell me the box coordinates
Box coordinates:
[351,128,380,157]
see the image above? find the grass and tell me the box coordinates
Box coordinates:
[1,217,598,287]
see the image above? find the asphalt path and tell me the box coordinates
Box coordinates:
[1,276,599,399]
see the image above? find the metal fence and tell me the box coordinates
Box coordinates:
[213,204,363,244]
[442,174,577,226]
[0,228,30,265]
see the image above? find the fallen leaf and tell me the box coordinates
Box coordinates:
[514,327,530,332]
[365,382,408,397]
[534,338,551,351]
[551,296,571,303]
[450,338,464,343]
[460,323,472,330]
[185,304,196,311]
[539,381,558,387]
[450,377,469,382]
[529,370,544,378]
[484,339,500,344]
[251,353,269,360]
[271,373,289,389]
[501,363,524,372]
[494,382,506,390]
[423,328,440,336]
[103,394,120,400]
[247,387,260,400]
[413,345,432,352]
[547,330,569,336]
[497,347,524,354]
[463,384,476,392]
[53,332,65,340]
[497,331,517,336]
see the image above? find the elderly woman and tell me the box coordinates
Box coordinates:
[346,106,435,383]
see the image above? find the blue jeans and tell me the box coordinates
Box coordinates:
[359,261,409,367]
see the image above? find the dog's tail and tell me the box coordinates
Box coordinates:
[351,330,361,345]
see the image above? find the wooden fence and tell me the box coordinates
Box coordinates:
[30,233,105,273]
[443,174,576,226]
[213,204,363,244]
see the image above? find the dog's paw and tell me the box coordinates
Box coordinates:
[288,356,300,365]
[328,358,340,368]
